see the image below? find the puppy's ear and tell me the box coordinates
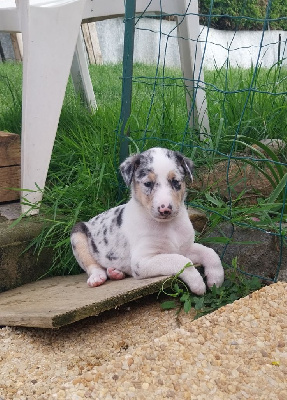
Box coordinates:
[120,153,141,186]
[175,152,194,181]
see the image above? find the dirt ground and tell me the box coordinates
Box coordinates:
[1,282,287,400]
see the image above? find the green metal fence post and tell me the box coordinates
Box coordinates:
[119,0,136,164]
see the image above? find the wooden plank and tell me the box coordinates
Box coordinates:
[10,33,22,62]
[16,33,23,59]
[0,132,21,167]
[81,23,95,64]
[0,165,20,202]
[0,132,21,202]
[88,22,103,65]
[0,274,169,328]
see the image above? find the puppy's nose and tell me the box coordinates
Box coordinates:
[158,204,172,216]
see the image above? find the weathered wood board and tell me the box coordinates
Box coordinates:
[0,274,169,329]
[0,165,20,202]
[0,132,21,202]
[10,33,23,61]
[0,132,20,167]
[81,22,102,65]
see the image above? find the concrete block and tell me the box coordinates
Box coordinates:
[206,223,287,281]
[0,210,53,292]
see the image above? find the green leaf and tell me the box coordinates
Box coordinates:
[200,236,231,244]
[248,277,262,290]
[161,300,177,310]
[173,283,181,293]
[194,297,205,310]
[212,284,218,295]
[228,293,239,302]
[183,299,192,313]
[180,293,190,303]
[205,192,224,207]
[266,172,287,203]
[225,135,284,185]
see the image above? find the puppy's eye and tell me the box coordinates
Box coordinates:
[144,181,154,188]
[171,179,181,190]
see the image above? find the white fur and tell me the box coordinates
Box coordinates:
[71,147,224,295]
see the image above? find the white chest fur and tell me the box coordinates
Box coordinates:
[123,198,195,258]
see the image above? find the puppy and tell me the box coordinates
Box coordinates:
[71,147,224,295]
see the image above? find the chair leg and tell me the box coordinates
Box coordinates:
[20,0,86,214]
[71,29,97,111]
[177,0,210,137]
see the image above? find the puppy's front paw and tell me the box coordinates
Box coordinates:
[189,277,206,295]
[181,268,206,295]
[87,269,107,287]
[206,264,224,289]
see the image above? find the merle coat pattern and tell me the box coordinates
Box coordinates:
[71,147,224,295]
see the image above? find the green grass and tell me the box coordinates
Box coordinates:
[205,63,287,143]
[1,61,287,147]
[0,61,286,279]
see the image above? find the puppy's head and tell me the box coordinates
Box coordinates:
[120,147,193,221]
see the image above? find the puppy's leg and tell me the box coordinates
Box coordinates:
[132,254,206,295]
[185,243,224,288]
[71,231,107,287]
[107,267,126,280]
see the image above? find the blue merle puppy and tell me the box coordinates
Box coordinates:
[71,147,224,294]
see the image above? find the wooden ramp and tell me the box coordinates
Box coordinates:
[0,274,169,329]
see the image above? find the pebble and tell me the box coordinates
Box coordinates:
[83,372,93,382]
[141,382,149,390]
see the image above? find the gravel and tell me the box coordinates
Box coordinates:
[1,282,287,400]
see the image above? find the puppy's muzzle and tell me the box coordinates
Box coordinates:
[157,203,173,218]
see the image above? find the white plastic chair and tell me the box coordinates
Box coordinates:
[0,0,209,215]
[0,0,87,214]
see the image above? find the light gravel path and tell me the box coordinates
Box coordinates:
[1,282,287,400]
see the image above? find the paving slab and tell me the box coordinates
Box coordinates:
[0,274,169,329]
[0,202,21,221]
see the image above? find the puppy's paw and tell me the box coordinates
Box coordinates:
[181,268,206,295]
[87,269,107,287]
[189,278,206,295]
[107,267,126,280]
[206,265,224,289]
